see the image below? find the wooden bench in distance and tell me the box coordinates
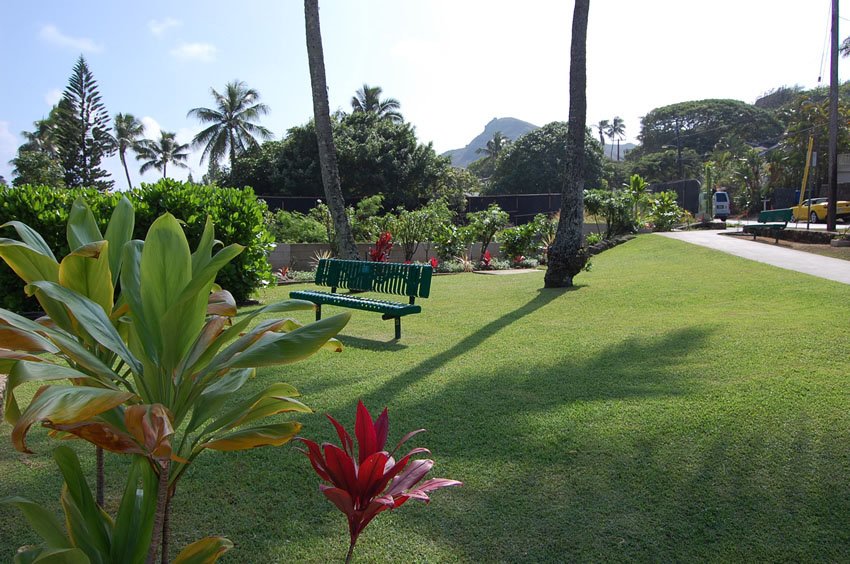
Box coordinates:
[290,259,432,340]
[745,208,793,243]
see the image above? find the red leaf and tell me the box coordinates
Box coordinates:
[296,438,330,482]
[356,451,389,505]
[373,408,389,452]
[326,414,353,457]
[386,459,434,496]
[354,401,377,463]
[323,443,356,492]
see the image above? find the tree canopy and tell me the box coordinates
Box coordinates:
[637,99,784,156]
[229,112,473,209]
[487,121,603,195]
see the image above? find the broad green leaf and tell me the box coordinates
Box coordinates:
[13,386,134,453]
[66,198,103,252]
[1,496,71,548]
[173,537,233,564]
[139,214,192,344]
[110,457,157,564]
[0,324,59,353]
[104,197,134,287]
[200,422,302,451]
[185,369,252,433]
[0,239,59,284]
[4,361,110,426]
[59,241,114,315]
[203,383,309,436]
[227,313,349,369]
[1,220,57,260]
[15,547,90,563]
[190,216,216,275]
[25,282,141,376]
[120,240,158,367]
[53,446,112,563]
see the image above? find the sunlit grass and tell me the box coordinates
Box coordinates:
[2,234,849,561]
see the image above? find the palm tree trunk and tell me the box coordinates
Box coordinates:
[120,150,133,190]
[304,0,360,260]
[544,0,590,288]
[163,162,167,180]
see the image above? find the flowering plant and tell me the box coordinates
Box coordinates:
[369,232,393,262]
[298,401,461,563]
[429,256,439,269]
[480,249,492,269]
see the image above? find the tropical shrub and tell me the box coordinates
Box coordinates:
[465,203,509,262]
[0,202,349,561]
[369,231,393,262]
[0,180,274,310]
[647,191,685,231]
[269,209,326,243]
[298,401,461,564]
[585,231,604,246]
[432,224,469,262]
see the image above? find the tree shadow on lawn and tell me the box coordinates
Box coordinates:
[372,327,850,562]
[357,286,579,403]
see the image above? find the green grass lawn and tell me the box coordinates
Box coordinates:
[2,234,850,562]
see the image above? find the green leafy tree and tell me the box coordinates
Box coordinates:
[596,119,609,148]
[636,99,783,157]
[488,121,603,195]
[545,0,590,288]
[188,80,273,171]
[351,83,403,123]
[466,203,509,262]
[112,113,145,189]
[10,150,66,188]
[135,131,190,179]
[55,56,115,190]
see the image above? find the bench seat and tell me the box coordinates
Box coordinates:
[290,259,432,339]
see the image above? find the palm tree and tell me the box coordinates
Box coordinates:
[595,119,609,150]
[351,83,403,123]
[187,80,273,170]
[607,116,626,160]
[304,0,359,259]
[112,113,144,189]
[476,131,510,160]
[544,0,589,288]
[135,131,190,179]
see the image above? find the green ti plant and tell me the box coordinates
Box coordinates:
[0,199,350,562]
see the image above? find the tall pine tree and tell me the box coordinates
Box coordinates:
[56,55,115,190]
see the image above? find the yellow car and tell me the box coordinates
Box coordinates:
[790,198,850,223]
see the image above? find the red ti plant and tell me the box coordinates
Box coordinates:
[298,401,462,563]
[481,249,492,268]
[429,256,439,269]
[368,232,393,262]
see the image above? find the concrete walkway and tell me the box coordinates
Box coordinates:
[657,230,850,285]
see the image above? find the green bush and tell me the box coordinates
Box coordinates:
[269,209,326,243]
[0,180,273,311]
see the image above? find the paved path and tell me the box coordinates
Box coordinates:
[657,230,850,285]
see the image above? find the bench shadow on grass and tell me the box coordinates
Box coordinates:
[337,335,408,352]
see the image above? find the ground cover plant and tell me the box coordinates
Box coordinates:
[2,234,850,561]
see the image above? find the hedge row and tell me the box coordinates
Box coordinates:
[0,180,273,312]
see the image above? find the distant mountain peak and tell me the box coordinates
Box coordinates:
[442,117,539,168]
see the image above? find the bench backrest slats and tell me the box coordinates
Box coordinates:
[314,259,432,298]
[757,208,792,223]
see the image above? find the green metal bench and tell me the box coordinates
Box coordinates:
[745,208,793,243]
[290,259,432,339]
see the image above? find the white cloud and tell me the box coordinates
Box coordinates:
[0,121,19,182]
[45,89,62,107]
[170,43,217,63]
[141,116,162,139]
[39,24,102,53]
[148,18,181,37]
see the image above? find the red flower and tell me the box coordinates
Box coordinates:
[429,257,439,269]
[298,401,461,561]
[368,232,393,262]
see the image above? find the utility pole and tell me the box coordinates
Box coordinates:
[827,0,839,231]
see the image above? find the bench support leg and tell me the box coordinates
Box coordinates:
[394,317,401,340]
[315,304,322,321]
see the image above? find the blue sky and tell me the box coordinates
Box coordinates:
[1,0,849,187]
